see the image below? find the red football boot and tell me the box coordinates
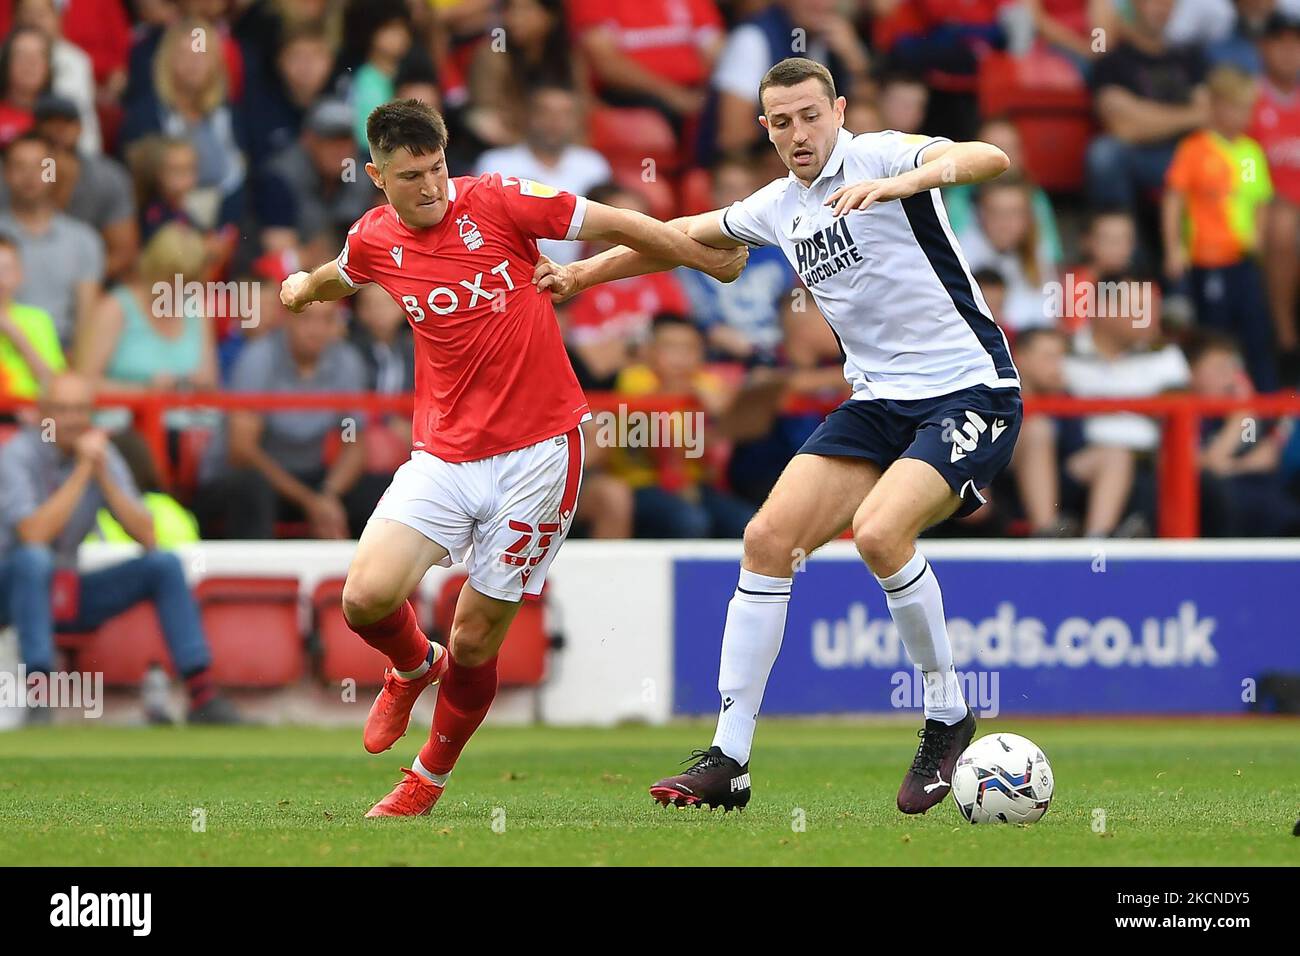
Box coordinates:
[365,767,445,817]
[363,644,448,754]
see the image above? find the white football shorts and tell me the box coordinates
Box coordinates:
[369,426,584,602]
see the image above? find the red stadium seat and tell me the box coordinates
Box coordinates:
[195,576,304,687]
[677,167,714,217]
[612,168,677,222]
[588,107,681,178]
[977,49,1095,193]
[311,577,391,686]
[429,572,553,687]
[56,603,171,687]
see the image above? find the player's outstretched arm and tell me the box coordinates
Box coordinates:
[826,140,1011,216]
[280,259,358,313]
[535,208,745,302]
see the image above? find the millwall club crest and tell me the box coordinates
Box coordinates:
[457,214,484,251]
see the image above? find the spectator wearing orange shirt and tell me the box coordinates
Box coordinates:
[1163,65,1277,391]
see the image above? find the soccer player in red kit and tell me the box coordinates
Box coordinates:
[279,99,746,817]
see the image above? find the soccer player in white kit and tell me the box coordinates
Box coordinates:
[537,58,1021,813]
[279,100,746,817]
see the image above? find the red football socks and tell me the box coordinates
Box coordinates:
[419,654,499,774]
[351,600,429,673]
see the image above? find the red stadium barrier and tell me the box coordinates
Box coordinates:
[4,389,1300,538]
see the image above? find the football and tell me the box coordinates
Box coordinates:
[952,733,1054,824]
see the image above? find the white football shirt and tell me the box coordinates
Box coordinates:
[719,127,1019,401]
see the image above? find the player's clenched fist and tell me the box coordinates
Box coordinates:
[280,271,312,313]
[704,245,748,283]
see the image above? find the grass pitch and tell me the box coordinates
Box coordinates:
[0,719,1295,866]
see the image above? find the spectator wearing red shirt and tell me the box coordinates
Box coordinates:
[563,184,691,389]
[1249,12,1300,380]
[568,0,723,125]
[0,26,49,147]
[59,0,132,96]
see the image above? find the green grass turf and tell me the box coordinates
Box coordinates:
[0,719,1296,866]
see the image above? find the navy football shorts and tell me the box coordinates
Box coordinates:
[797,384,1023,518]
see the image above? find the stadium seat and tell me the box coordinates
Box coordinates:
[56,603,170,687]
[429,572,555,688]
[588,107,680,178]
[977,49,1095,193]
[612,167,677,221]
[195,576,304,687]
[677,167,714,217]
[311,577,391,686]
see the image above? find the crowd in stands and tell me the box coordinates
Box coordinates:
[0,0,1298,545]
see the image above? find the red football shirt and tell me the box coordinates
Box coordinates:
[1250,80,1300,207]
[567,0,722,89]
[337,173,592,462]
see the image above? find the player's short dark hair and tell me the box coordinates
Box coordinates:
[972,267,1006,290]
[0,231,19,254]
[759,57,836,112]
[366,98,448,160]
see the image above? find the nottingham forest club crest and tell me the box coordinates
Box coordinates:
[457,214,484,251]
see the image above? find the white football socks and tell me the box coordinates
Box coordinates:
[875,550,967,725]
[711,568,793,766]
[413,755,450,787]
[394,642,436,680]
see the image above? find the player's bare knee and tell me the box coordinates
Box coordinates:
[341,575,403,628]
[742,513,797,576]
[853,515,906,573]
[448,614,497,667]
